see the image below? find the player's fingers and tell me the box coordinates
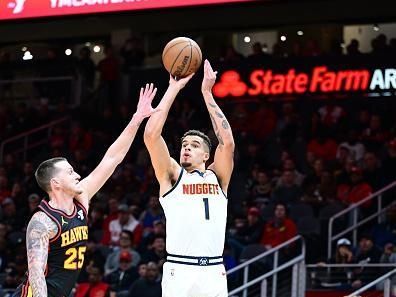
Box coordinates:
[150,88,158,101]
[140,87,144,98]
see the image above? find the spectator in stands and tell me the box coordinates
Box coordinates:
[87,206,105,243]
[27,193,40,214]
[260,203,297,250]
[247,42,270,65]
[361,114,390,152]
[228,207,264,258]
[271,170,302,206]
[346,39,362,56]
[105,230,141,275]
[219,45,244,65]
[277,158,304,186]
[139,195,164,233]
[128,261,161,297]
[76,46,96,90]
[120,37,146,71]
[276,103,299,147]
[102,204,143,247]
[0,176,11,203]
[382,139,396,183]
[141,235,166,264]
[249,170,272,203]
[106,250,139,294]
[337,129,365,162]
[139,219,166,255]
[352,234,382,288]
[355,234,382,263]
[9,182,25,211]
[362,152,385,190]
[1,198,24,231]
[317,103,346,132]
[75,265,110,297]
[20,161,40,195]
[308,130,338,161]
[337,166,373,209]
[68,121,93,152]
[250,101,277,141]
[372,205,396,249]
[97,44,120,108]
[315,238,355,289]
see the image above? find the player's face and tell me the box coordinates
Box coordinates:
[180,135,209,169]
[52,161,82,195]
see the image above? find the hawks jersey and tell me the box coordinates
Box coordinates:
[14,199,88,297]
[159,168,228,257]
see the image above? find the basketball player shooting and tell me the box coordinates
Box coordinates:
[12,84,158,297]
[144,59,235,297]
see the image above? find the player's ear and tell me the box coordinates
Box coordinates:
[203,152,209,162]
[50,177,60,189]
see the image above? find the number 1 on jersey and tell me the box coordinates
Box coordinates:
[203,198,210,220]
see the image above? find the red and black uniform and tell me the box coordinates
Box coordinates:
[13,199,88,297]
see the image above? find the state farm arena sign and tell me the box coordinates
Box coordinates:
[213,66,396,99]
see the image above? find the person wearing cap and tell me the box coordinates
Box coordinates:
[227,207,264,259]
[105,250,139,294]
[315,238,355,289]
[105,230,141,275]
[102,204,143,247]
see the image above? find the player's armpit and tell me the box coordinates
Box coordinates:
[27,212,58,297]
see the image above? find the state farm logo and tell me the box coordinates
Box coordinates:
[213,66,396,98]
[7,0,26,14]
[213,71,248,97]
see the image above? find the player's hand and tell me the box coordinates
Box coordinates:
[201,59,217,93]
[169,73,194,90]
[134,83,159,122]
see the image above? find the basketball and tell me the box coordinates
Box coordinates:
[162,37,202,78]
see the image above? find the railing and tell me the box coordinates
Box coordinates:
[227,235,305,297]
[306,263,396,296]
[346,268,396,297]
[0,116,70,163]
[0,76,82,107]
[328,181,396,259]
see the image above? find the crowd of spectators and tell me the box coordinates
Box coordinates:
[0,33,395,296]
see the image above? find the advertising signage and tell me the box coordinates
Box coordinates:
[0,0,257,20]
[213,64,396,99]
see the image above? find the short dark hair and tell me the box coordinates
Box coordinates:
[35,157,66,192]
[181,130,212,152]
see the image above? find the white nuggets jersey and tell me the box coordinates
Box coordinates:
[159,168,228,257]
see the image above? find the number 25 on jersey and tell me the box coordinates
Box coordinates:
[64,246,86,270]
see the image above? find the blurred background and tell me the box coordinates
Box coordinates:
[0,0,396,296]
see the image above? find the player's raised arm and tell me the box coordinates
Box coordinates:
[144,74,193,193]
[77,83,158,206]
[27,212,58,297]
[202,60,235,193]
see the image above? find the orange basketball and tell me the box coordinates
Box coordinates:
[162,37,202,78]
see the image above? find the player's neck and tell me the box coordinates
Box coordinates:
[185,164,206,173]
[48,191,75,215]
